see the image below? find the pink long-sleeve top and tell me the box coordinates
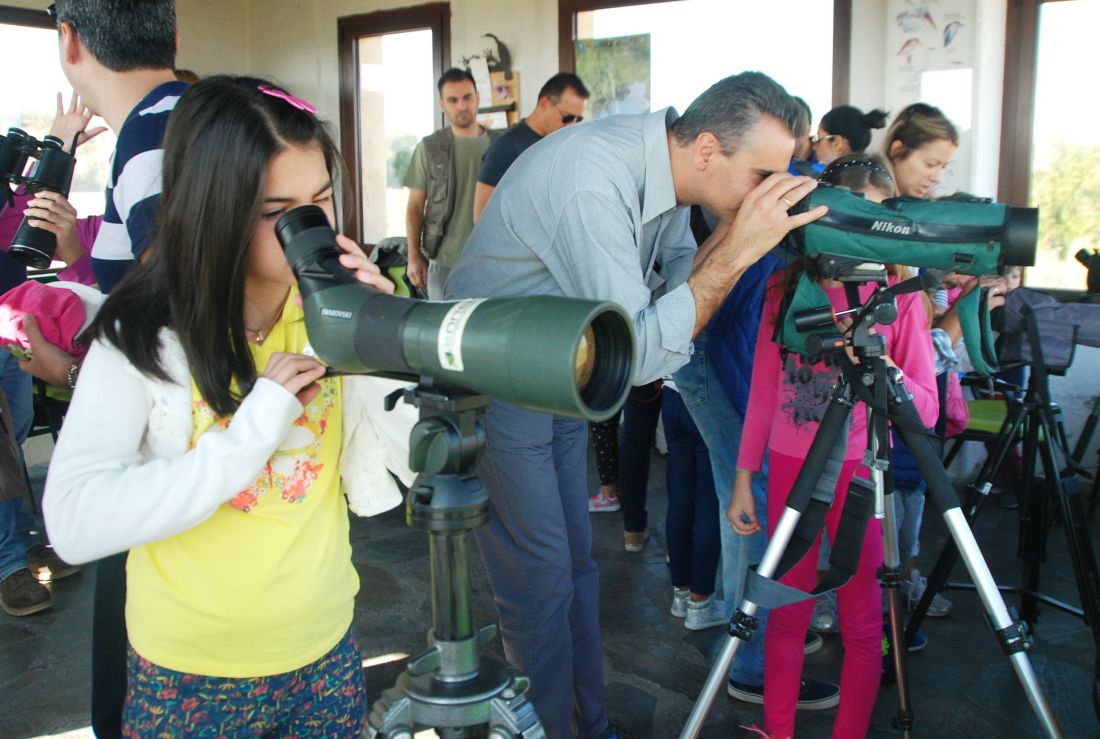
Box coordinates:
[736,272,939,471]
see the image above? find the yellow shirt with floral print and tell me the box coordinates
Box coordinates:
[126,289,356,677]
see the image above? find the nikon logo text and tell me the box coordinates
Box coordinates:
[870,220,912,235]
[321,308,354,319]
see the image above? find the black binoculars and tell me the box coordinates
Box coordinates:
[0,127,77,269]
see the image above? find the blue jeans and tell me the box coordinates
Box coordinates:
[475,401,606,739]
[673,331,769,686]
[663,388,720,595]
[0,350,34,582]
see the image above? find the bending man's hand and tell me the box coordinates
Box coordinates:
[18,314,76,387]
[688,174,828,336]
[722,173,827,266]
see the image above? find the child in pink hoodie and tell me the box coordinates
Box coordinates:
[728,156,938,738]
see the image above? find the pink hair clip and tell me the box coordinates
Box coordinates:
[257,84,317,114]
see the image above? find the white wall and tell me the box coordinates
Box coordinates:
[851,0,1006,198]
[1,0,251,75]
[244,0,559,130]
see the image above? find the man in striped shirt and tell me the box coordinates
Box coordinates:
[21,4,184,738]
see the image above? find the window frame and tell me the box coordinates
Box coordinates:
[336,2,450,242]
[557,0,852,107]
[0,4,53,30]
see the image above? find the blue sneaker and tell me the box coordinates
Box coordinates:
[597,722,638,739]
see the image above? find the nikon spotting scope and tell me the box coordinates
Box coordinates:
[783,184,1038,374]
[275,205,635,422]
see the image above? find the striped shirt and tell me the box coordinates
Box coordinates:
[91,81,188,292]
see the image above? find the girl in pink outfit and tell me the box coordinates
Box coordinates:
[727,156,939,738]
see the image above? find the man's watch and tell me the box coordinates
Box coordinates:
[66,362,80,391]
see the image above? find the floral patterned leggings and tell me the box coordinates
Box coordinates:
[122,630,365,738]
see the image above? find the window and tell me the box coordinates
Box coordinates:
[1000,0,1094,290]
[559,0,849,125]
[0,5,115,222]
[337,4,449,245]
[1029,1,1095,289]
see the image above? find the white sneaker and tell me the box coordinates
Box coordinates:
[810,591,839,634]
[685,595,727,631]
[908,568,954,618]
[670,588,690,618]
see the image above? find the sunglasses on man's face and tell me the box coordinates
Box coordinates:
[555,104,584,125]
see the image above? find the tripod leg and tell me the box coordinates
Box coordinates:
[892,401,1064,738]
[1035,412,1100,648]
[681,380,855,739]
[678,506,803,739]
[909,401,1030,639]
[942,510,1063,738]
[881,492,913,737]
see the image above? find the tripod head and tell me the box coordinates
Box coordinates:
[788,263,937,360]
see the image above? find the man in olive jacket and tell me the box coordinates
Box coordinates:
[404,67,501,299]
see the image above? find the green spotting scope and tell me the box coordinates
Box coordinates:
[275,205,635,422]
[782,184,1038,374]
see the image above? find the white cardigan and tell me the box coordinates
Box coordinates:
[43,325,418,565]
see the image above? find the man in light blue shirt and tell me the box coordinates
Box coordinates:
[445,72,826,739]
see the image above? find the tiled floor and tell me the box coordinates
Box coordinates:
[2,450,1098,738]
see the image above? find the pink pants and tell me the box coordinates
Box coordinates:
[764,451,883,739]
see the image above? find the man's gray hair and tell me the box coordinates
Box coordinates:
[671,72,806,155]
[54,0,176,72]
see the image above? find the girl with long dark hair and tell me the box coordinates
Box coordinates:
[42,75,413,736]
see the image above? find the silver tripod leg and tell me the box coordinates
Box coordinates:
[880,487,914,738]
[943,508,1064,738]
[678,507,803,739]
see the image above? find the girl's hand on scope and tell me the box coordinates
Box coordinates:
[727,470,761,535]
[263,352,327,407]
[335,235,394,294]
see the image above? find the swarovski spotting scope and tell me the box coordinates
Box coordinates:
[275,205,635,422]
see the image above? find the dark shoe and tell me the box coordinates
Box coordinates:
[794,676,840,710]
[804,631,823,655]
[26,544,81,583]
[596,721,638,739]
[0,568,52,616]
[727,676,839,710]
[907,630,928,652]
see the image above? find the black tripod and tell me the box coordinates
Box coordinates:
[907,309,1100,721]
[366,381,545,739]
[679,277,1063,738]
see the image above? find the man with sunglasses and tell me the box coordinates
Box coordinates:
[472,72,590,222]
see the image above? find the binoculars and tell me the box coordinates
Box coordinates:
[0,127,77,269]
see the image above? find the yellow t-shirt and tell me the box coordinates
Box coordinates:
[126,291,356,677]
